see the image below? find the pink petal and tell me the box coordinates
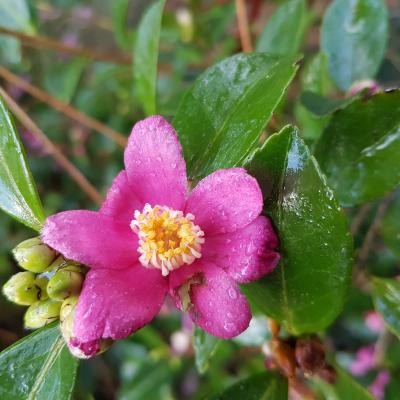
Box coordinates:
[100,170,144,225]
[73,266,167,343]
[202,216,280,283]
[185,168,262,236]
[124,116,187,209]
[187,262,251,339]
[42,210,138,269]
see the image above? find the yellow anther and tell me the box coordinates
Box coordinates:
[131,204,205,276]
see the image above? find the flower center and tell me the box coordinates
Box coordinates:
[131,204,205,276]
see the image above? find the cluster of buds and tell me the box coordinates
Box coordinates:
[3,237,86,330]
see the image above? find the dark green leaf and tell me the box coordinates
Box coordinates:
[0,324,78,400]
[243,126,352,334]
[381,193,400,257]
[300,91,355,117]
[211,371,288,400]
[321,0,388,91]
[313,366,374,399]
[0,97,45,231]
[174,53,298,181]
[133,0,165,115]
[193,326,221,374]
[314,90,400,206]
[256,0,309,56]
[372,277,400,340]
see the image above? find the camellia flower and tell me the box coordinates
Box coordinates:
[42,116,280,357]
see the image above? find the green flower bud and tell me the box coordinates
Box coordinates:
[2,272,41,306]
[47,270,84,301]
[24,299,61,329]
[34,276,49,301]
[13,238,57,273]
[44,256,85,275]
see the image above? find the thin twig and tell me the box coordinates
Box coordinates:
[0,66,127,147]
[358,193,396,267]
[0,26,131,65]
[0,86,103,205]
[350,203,372,236]
[235,0,253,52]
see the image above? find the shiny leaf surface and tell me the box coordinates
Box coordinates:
[372,277,400,340]
[211,371,288,400]
[0,97,45,230]
[173,53,298,181]
[256,0,308,56]
[243,126,352,334]
[0,324,78,400]
[314,90,400,206]
[133,0,165,115]
[321,0,388,91]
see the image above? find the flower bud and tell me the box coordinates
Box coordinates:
[34,276,49,301]
[295,336,326,375]
[60,296,112,358]
[24,299,61,329]
[47,270,84,301]
[12,238,57,273]
[3,272,41,305]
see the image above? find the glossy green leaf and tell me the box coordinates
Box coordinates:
[381,193,400,257]
[133,0,165,115]
[243,126,352,334]
[173,53,298,181]
[0,97,45,230]
[313,366,374,399]
[321,0,388,91]
[314,90,400,207]
[211,371,288,400]
[193,326,221,374]
[372,277,400,340]
[300,91,355,117]
[0,323,78,400]
[256,0,308,56]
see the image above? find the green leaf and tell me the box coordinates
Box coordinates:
[193,326,221,374]
[133,0,165,115]
[372,277,400,340]
[300,91,356,117]
[256,0,309,56]
[314,90,400,207]
[173,53,298,181]
[313,366,374,399]
[0,323,78,400]
[112,0,133,51]
[242,126,352,334]
[381,194,400,257]
[210,371,288,400]
[0,97,45,230]
[321,0,388,91]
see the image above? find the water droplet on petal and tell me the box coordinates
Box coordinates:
[228,287,238,299]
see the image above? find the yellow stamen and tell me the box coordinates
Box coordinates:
[131,204,205,276]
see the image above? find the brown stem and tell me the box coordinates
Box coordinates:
[0,26,131,65]
[0,66,127,148]
[350,203,372,236]
[235,0,253,52]
[0,86,103,205]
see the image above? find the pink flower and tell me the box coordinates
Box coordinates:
[369,370,390,399]
[364,311,385,334]
[350,345,376,376]
[42,116,280,357]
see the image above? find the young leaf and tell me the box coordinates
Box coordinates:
[210,371,288,400]
[372,277,400,340]
[313,366,374,399]
[0,323,78,400]
[193,326,221,374]
[173,53,298,181]
[256,0,309,56]
[314,90,400,207]
[243,126,352,334]
[0,97,45,231]
[321,0,388,91]
[133,0,165,115]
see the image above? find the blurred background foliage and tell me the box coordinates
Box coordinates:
[0,0,400,399]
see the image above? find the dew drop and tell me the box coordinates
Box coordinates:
[228,287,238,299]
